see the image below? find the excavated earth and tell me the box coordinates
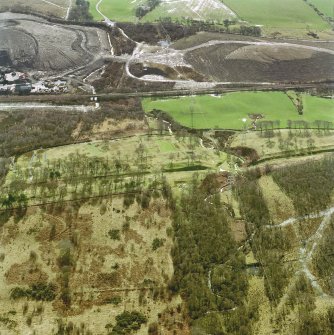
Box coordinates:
[0,12,111,73]
[179,33,334,83]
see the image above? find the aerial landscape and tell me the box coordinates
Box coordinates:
[0,0,333,334]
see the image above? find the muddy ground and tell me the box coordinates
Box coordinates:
[0,13,111,73]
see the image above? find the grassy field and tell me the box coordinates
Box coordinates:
[223,0,329,32]
[142,93,334,130]
[88,0,144,22]
[87,0,102,20]
[88,0,235,23]
[143,0,236,23]
[4,134,230,207]
[309,0,334,18]
[303,95,334,122]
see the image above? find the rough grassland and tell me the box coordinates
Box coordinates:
[309,0,334,18]
[258,175,295,223]
[223,0,329,30]
[231,129,334,160]
[0,197,180,334]
[5,135,228,205]
[0,0,69,17]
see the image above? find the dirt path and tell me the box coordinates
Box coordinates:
[0,103,95,112]
[96,0,110,22]
[268,206,334,298]
[125,39,334,87]
[266,206,334,229]
[65,0,72,20]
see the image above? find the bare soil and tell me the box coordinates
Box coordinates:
[0,13,111,73]
[185,44,334,83]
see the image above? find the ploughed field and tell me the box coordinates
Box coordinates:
[0,0,70,18]
[0,13,111,73]
[183,40,334,83]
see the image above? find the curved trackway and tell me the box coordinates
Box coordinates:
[96,0,136,42]
[96,0,111,24]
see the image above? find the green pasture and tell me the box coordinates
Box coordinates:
[142,92,334,130]
[309,0,334,18]
[223,0,329,30]
[87,0,101,20]
[303,95,334,122]
[88,0,143,22]
[157,140,176,153]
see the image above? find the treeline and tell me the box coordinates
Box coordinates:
[272,155,334,215]
[155,17,262,37]
[135,0,161,19]
[233,170,293,305]
[68,0,93,22]
[257,119,333,134]
[0,110,79,158]
[170,177,252,334]
[0,101,144,158]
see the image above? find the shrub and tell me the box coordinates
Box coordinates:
[10,283,56,301]
[108,229,120,240]
[152,238,164,251]
[109,311,147,334]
